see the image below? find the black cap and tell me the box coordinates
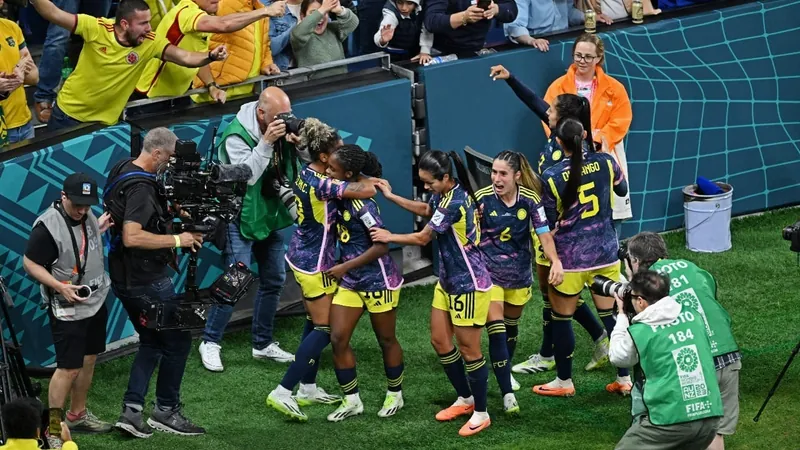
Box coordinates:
[62,173,98,206]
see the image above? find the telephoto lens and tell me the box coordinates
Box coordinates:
[589,275,628,298]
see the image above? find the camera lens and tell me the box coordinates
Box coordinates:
[77,286,91,298]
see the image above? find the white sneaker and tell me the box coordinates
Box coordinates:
[510,374,521,391]
[377,391,404,418]
[327,395,364,422]
[295,385,342,406]
[199,341,223,372]
[503,393,520,415]
[253,342,295,363]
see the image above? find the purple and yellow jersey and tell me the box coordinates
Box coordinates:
[428,183,492,295]
[538,137,567,175]
[336,198,404,292]
[286,166,349,274]
[541,152,625,271]
[476,185,550,289]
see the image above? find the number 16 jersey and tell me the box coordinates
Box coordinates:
[541,152,625,271]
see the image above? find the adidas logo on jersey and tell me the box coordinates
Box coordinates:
[490,211,498,217]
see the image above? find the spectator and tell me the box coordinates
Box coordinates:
[269,0,302,71]
[591,0,660,21]
[504,0,606,52]
[657,0,712,11]
[373,0,433,63]
[0,398,77,450]
[135,0,286,103]
[144,0,179,29]
[291,0,359,78]
[30,0,229,132]
[32,0,111,125]
[191,0,283,104]
[0,9,38,146]
[544,33,633,231]
[424,0,517,57]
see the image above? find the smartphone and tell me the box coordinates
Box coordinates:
[477,0,491,9]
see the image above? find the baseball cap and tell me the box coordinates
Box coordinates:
[63,173,99,206]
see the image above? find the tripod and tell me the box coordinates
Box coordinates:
[753,337,800,422]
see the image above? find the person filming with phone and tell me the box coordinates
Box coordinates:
[23,173,115,449]
[424,0,517,57]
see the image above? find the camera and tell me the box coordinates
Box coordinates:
[275,112,305,136]
[783,221,800,253]
[590,275,635,316]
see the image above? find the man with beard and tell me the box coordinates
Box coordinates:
[29,0,229,131]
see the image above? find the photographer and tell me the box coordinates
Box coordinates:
[22,174,113,449]
[609,271,722,450]
[622,232,741,450]
[104,128,205,438]
[198,86,298,372]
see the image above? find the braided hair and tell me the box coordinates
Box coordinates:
[330,144,383,179]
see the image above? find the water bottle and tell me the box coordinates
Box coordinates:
[425,54,458,66]
[584,9,596,34]
[61,57,72,81]
[631,0,644,24]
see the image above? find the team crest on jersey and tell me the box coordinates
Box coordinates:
[343,210,351,221]
[552,150,562,161]
[5,37,15,47]
[517,209,527,220]
[126,51,140,64]
[99,46,107,54]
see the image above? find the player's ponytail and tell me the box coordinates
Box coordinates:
[555,94,597,152]
[495,150,543,197]
[330,144,383,179]
[361,152,383,178]
[555,117,585,211]
[447,151,479,207]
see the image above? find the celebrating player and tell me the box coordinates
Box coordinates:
[533,117,630,397]
[266,119,381,422]
[474,150,563,413]
[322,145,406,422]
[371,151,493,437]
[490,64,611,375]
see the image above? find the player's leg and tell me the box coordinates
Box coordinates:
[513,264,556,374]
[592,265,632,395]
[533,274,580,397]
[430,301,473,422]
[578,293,611,372]
[486,290,518,414]
[368,294,405,418]
[454,321,491,437]
[327,293,365,422]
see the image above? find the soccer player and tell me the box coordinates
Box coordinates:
[323,145,405,422]
[474,150,563,413]
[30,0,228,131]
[533,117,630,397]
[371,150,492,437]
[266,119,381,422]
[490,64,611,375]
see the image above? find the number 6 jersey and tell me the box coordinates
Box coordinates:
[541,152,627,271]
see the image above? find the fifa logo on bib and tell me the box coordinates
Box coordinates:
[672,344,709,402]
[674,288,715,351]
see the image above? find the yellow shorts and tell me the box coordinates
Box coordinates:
[532,233,551,267]
[554,264,622,297]
[332,287,401,314]
[292,270,338,300]
[432,282,491,327]
[490,285,532,306]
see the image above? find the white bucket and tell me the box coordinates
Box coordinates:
[683,183,734,253]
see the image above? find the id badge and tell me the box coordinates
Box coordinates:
[52,301,75,319]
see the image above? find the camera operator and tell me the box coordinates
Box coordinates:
[609,270,722,450]
[198,86,299,372]
[104,127,205,438]
[621,232,741,450]
[22,174,113,448]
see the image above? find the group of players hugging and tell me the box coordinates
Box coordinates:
[264,65,629,438]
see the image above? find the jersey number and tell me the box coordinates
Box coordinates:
[337,223,350,243]
[295,197,305,224]
[578,182,600,219]
[499,227,512,242]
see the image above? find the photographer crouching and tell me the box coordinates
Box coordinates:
[607,271,723,450]
[104,128,206,438]
[198,86,301,372]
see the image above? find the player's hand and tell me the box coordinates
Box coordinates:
[379,24,395,46]
[325,264,348,281]
[264,119,287,144]
[411,52,432,65]
[374,179,393,196]
[463,5,484,23]
[266,0,286,16]
[98,212,114,234]
[369,228,392,243]
[482,1,499,19]
[210,45,229,61]
[178,232,204,251]
[489,65,510,81]
[57,284,88,304]
[262,63,281,75]
[60,422,73,443]
[548,259,564,286]
[210,85,227,104]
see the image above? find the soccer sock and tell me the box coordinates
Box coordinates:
[573,298,606,342]
[385,363,404,392]
[465,357,489,413]
[49,407,63,436]
[551,311,575,381]
[281,325,330,391]
[503,316,520,360]
[539,293,554,358]
[300,316,321,385]
[438,347,472,399]
[598,308,629,377]
[335,366,359,395]
[487,320,513,395]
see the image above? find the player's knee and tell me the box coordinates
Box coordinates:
[330,330,350,353]
[375,332,398,351]
[430,335,451,354]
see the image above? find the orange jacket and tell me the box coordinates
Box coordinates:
[192,0,274,89]
[543,65,633,149]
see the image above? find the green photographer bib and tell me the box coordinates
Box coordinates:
[651,259,739,357]
[629,304,723,426]
[218,118,296,241]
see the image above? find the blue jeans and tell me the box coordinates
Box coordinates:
[202,223,286,350]
[34,0,112,104]
[6,121,34,144]
[47,102,83,132]
[113,277,191,409]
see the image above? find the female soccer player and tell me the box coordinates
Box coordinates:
[533,117,630,398]
[322,145,405,422]
[475,150,563,413]
[490,64,611,376]
[371,151,493,437]
[267,119,381,422]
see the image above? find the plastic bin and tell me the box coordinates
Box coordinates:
[682,183,733,253]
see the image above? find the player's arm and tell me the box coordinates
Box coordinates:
[609,158,629,197]
[162,44,226,68]
[195,3,283,34]
[370,225,434,247]
[375,180,432,217]
[328,242,388,280]
[30,0,77,31]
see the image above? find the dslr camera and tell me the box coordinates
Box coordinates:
[782,221,800,253]
[590,275,635,317]
[275,112,305,136]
